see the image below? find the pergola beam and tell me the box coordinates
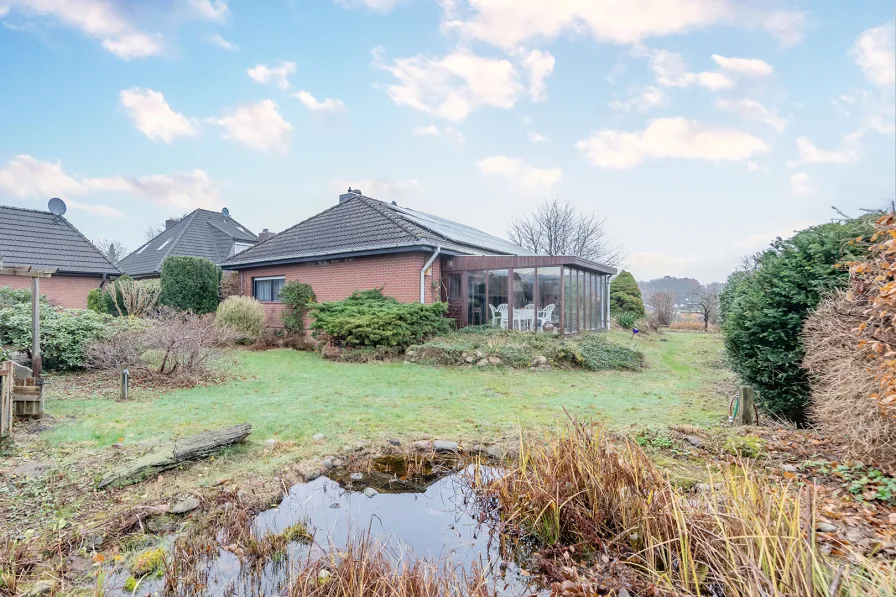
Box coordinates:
[0,266,57,278]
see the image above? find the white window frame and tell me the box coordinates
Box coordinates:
[253,275,285,303]
[233,241,253,255]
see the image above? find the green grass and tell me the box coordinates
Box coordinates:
[41,331,728,462]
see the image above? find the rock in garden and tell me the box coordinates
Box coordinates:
[312,434,326,443]
[532,355,548,366]
[22,580,54,597]
[471,444,484,454]
[388,439,401,446]
[322,458,335,470]
[618,589,631,597]
[332,458,344,467]
[816,522,838,533]
[684,435,703,448]
[780,464,798,473]
[350,472,364,481]
[695,483,712,493]
[413,440,433,451]
[485,445,503,460]
[465,356,476,363]
[363,487,379,498]
[171,496,200,514]
[434,440,459,453]
[487,356,502,365]
[265,439,278,449]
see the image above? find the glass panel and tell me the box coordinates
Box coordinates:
[584,272,591,331]
[570,269,579,333]
[467,271,486,326]
[253,277,285,302]
[511,268,536,332]
[563,268,572,334]
[591,274,598,330]
[487,270,509,329]
[536,267,561,334]
[446,274,461,300]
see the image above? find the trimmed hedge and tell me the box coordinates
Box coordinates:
[159,256,220,314]
[311,288,452,349]
[722,218,872,422]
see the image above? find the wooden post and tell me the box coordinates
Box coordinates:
[738,385,756,425]
[31,277,41,377]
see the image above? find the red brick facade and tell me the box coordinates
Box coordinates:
[0,274,105,309]
[237,252,442,328]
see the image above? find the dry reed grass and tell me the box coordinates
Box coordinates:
[668,320,718,333]
[804,291,896,472]
[476,416,896,596]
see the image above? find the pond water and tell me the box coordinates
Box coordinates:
[109,457,545,596]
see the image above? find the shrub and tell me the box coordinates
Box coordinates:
[614,311,639,330]
[279,281,315,333]
[0,303,113,370]
[159,256,220,314]
[609,271,644,316]
[0,286,47,309]
[104,274,132,316]
[219,271,241,300]
[804,291,896,471]
[86,288,106,313]
[216,296,266,343]
[647,291,675,326]
[311,289,452,349]
[722,218,872,422]
[105,278,160,317]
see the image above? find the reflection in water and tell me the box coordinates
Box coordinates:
[108,460,544,597]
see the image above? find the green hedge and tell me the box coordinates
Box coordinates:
[159,256,220,314]
[721,218,872,422]
[311,288,452,349]
[0,286,47,309]
[279,281,315,333]
[610,271,645,316]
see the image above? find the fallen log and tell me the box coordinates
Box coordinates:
[99,423,252,489]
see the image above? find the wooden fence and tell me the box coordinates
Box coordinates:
[0,361,43,438]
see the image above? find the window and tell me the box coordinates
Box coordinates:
[468,271,486,326]
[446,274,461,300]
[487,270,509,328]
[511,268,535,331]
[536,267,561,333]
[233,242,253,255]
[156,239,171,251]
[253,276,285,302]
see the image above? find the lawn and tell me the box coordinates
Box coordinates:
[42,330,730,462]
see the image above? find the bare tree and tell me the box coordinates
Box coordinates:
[94,238,128,263]
[648,291,676,326]
[508,198,624,266]
[144,225,164,242]
[697,286,719,332]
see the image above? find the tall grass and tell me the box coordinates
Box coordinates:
[476,418,895,596]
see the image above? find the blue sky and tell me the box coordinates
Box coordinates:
[0,0,893,282]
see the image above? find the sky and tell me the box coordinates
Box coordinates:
[0,0,893,283]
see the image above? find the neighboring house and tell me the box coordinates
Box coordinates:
[117,208,260,279]
[221,189,616,334]
[0,204,120,308]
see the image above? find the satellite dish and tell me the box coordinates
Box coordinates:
[222,207,230,218]
[48,197,67,216]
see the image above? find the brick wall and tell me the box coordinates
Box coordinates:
[0,274,105,309]
[237,252,443,328]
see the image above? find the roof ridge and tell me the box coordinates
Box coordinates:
[0,205,55,215]
[360,197,444,243]
[161,210,199,269]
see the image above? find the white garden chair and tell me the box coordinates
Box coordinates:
[538,304,556,330]
[489,303,509,329]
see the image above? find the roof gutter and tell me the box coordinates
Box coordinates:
[420,246,441,304]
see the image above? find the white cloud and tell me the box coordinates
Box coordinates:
[411,125,465,146]
[334,178,419,199]
[575,117,768,169]
[476,155,562,192]
[373,47,523,121]
[521,49,555,102]
[747,161,759,172]
[528,132,547,143]
[760,11,807,47]
[120,88,198,143]
[715,98,787,132]
[711,54,773,77]
[851,24,896,88]
[247,61,296,90]
[186,0,230,21]
[1,0,162,59]
[208,33,238,51]
[441,0,734,48]
[0,155,222,215]
[334,0,400,12]
[789,172,811,196]
[610,86,667,112]
[207,100,293,152]
[787,136,860,166]
[293,91,346,113]
[0,7,8,17]
[649,50,733,90]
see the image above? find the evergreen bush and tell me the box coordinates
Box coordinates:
[279,281,315,333]
[87,288,106,313]
[159,257,220,314]
[609,271,645,316]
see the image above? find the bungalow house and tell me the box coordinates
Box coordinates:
[221,189,616,334]
[0,204,121,308]
[117,208,262,279]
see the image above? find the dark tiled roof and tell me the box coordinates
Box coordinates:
[0,205,120,275]
[222,195,532,268]
[117,209,258,277]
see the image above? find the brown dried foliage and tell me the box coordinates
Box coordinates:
[804,291,896,470]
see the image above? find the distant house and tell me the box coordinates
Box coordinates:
[221,189,616,333]
[117,208,260,279]
[0,204,120,308]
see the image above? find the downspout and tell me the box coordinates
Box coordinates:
[420,247,441,304]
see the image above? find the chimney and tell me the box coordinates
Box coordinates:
[338,187,363,204]
[165,218,178,229]
[258,228,275,242]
